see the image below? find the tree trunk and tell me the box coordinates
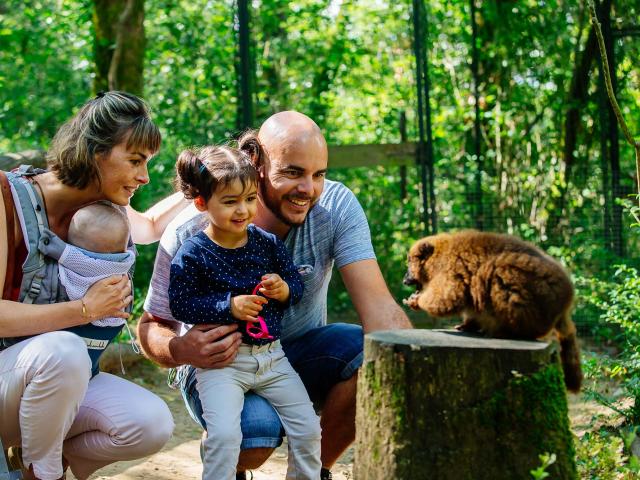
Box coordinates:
[355,329,576,480]
[549,0,610,237]
[93,0,145,96]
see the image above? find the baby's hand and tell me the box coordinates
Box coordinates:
[231,295,268,321]
[260,274,290,303]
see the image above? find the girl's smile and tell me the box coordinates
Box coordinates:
[199,178,258,248]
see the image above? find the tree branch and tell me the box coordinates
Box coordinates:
[587,0,640,209]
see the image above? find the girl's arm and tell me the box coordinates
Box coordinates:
[0,194,133,336]
[126,192,190,245]
[168,250,237,325]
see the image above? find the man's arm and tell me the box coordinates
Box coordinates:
[137,312,243,369]
[339,258,413,333]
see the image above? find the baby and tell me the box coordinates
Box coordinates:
[58,202,135,328]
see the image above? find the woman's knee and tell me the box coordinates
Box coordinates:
[27,332,91,383]
[133,397,174,454]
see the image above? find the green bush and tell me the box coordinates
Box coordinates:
[576,430,639,479]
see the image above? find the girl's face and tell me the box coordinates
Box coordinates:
[96,139,152,206]
[205,178,258,236]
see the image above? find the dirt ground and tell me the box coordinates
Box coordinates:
[70,355,609,480]
[72,359,353,480]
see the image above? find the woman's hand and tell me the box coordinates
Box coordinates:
[81,274,132,321]
[259,273,290,303]
[230,295,268,321]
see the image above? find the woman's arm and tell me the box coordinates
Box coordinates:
[0,275,133,337]
[126,192,190,245]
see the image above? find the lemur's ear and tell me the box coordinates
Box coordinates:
[417,241,434,261]
[194,196,207,211]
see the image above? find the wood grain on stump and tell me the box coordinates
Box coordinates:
[354,329,576,480]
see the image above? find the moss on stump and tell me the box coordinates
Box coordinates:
[354,329,576,480]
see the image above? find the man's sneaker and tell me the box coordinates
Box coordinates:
[236,472,253,480]
[320,467,333,480]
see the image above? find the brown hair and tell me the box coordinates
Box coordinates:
[47,91,161,189]
[175,145,257,202]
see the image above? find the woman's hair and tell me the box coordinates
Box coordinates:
[47,91,161,189]
[175,145,257,202]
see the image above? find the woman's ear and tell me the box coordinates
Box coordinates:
[194,196,207,211]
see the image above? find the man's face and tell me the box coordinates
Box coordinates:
[259,140,328,227]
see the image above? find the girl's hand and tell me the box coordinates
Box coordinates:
[81,275,132,322]
[260,273,290,303]
[231,295,268,321]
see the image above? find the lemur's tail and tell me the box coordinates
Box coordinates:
[556,310,582,392]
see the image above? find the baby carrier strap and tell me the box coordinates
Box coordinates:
[0,170,16,301]
[5,165,57,304]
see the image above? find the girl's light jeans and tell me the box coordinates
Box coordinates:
[196,340,321,480]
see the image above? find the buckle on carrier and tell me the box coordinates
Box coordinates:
[27,282,41,299]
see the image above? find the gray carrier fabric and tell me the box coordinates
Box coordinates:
[0,166,68,351]
[8,166,66,305]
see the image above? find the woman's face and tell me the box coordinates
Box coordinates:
[97,140,152,205]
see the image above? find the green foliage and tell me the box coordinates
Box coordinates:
[578,263,640,424]
[576,430,640,479]
[530,452,556,480]
[2,0,640,326]
[0,0,93,151]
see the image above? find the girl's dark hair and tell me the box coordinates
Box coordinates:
[47,91,161,189]
[175,145,257,201]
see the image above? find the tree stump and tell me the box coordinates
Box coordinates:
[354,329,576,480]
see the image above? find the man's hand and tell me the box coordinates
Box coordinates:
[169,323,243,369]
[231,295,268,321]
[259,273,290,303]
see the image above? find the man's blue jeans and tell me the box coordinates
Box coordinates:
[181,323,363,449]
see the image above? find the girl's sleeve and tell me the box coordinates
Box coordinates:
[168,246,234,324]
[273,238,304,306]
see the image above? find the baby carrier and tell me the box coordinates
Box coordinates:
[0,165,134,376]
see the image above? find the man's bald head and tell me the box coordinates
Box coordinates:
[245,111,328,231]
[257,111,327,163]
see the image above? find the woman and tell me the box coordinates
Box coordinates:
[0,91,184,480]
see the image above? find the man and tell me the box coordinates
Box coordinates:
[138,111,412,479]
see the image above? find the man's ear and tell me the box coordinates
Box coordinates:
[194,196,207,212]
[417,241,434,261]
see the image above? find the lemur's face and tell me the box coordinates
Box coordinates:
[403,237,436,310]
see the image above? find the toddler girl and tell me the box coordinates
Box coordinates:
[168,145,321,480]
